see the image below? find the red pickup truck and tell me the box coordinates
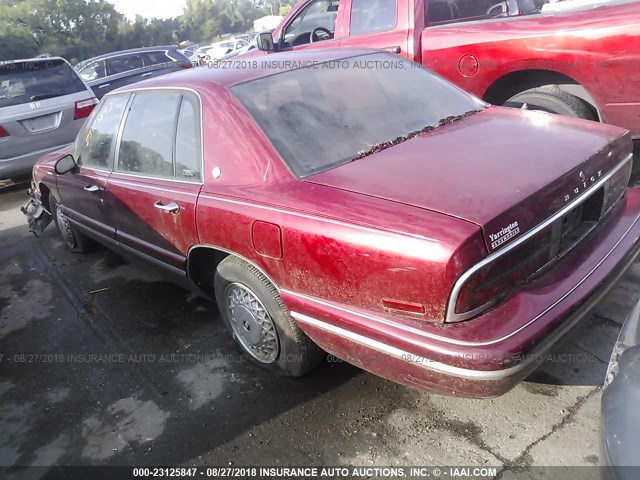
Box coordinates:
[253,0,640,137]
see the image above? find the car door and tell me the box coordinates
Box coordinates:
[106,90,202,273]
[92,53,145,99]
[78,59,107,84]
[277,0,346,50]
[339,0,411,58]
[55,94,130,239]
[139,51,171,79]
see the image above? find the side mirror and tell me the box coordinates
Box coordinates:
[256,32,276,52]
[55,154,77,175]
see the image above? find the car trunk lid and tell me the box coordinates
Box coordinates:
[305,107,631,253]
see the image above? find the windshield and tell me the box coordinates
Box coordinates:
[231,53,483,178]
[0,59,86,108]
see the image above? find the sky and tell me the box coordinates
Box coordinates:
[108,0,188,20]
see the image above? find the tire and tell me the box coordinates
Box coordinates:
[214,256,325,377]
[505,86,597,121]
[49,192,93,253]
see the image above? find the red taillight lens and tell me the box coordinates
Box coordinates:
[180,62,192,69]
[454,225,554,319]
[0,125,8,138]
[73,98,98,120]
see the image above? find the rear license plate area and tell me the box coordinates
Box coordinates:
[20,112,60,133]
[558,187,604,252]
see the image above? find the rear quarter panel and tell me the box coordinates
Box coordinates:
[195,87,483,321]
[197,182,483,322]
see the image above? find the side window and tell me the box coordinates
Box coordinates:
[426,0,508,25]
[106,54,144,75]
[350,0,397,36]
[79,60,106,81]
[175,96,202,181]
[142,51,171,66]
[117,93,181,179]
[76,95,129,170]
[283,0,340,47]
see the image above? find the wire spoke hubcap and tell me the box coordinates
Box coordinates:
[225,283,279,364]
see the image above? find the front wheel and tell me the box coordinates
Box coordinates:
[214,256,325,377]
[49,192,93,253]
[505,86,597,120]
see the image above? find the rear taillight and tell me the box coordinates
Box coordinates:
[0,125,8,138]
[180,62,192,69]
[449,155,632,323]
[453,226,554,320]
[74,98,98,120]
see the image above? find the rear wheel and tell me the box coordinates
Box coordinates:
[49,192,92,253]
[214,256,325,377]
[505,86,597,120]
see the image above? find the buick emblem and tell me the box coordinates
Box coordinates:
[579,171,586,182]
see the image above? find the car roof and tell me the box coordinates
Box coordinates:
[7,56,70,65]
[77,46,179,65]
[112,48,383,92]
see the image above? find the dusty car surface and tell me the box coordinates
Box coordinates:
[24,48,640,397]
[0,57,98,181]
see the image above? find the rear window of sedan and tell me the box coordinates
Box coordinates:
[231,52,484,178]
[0,59,87,108]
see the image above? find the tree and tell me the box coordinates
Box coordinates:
[0,0,270,61]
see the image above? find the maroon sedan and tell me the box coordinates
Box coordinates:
[23,49,640,397]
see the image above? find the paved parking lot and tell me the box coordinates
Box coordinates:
[1,184,639,476]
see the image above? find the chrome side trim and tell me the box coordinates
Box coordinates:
[108,178,199,197]
[283,204,640,347]
[446,153,633,323]
[198,194,438,242]
[292,311,523,381]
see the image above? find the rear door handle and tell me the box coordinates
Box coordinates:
[385,46,402,54]
[98,83,111,89]
[141,72,154,77]
[154,201,180,214]
[84,184,100,192]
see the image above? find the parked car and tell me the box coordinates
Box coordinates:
[235,32,259,43]
[0,57,97,181]
[75,46,192,99]
[24,49,640,397]
[179,44,201,58]
[219,30,275,61]
[253,0,640,136]
[201,39,250,63]
[601,299,640,478]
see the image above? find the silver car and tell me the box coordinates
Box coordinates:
[0,57,97,181]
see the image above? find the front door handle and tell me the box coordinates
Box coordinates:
[141,72,154,77]
[385,46,402,54]
[84,184,100,192]
[154,201,180,214]
[97,83,111,89]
